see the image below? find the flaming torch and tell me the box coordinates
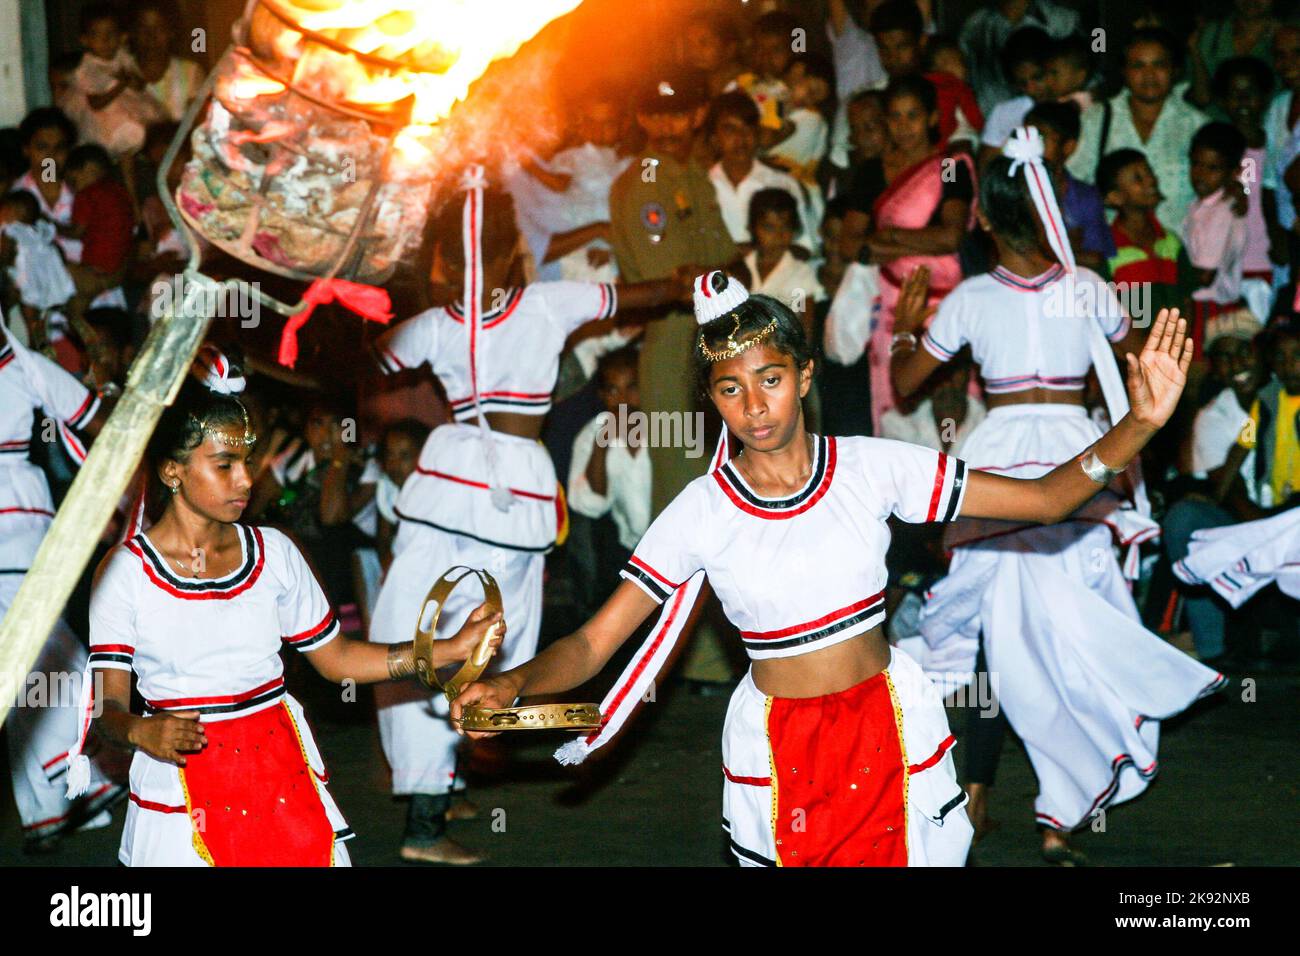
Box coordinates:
[0,0,582,730]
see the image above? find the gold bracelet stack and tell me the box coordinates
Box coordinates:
[386,642,418,680]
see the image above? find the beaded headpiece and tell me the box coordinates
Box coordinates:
[693,271,776,362]
[188,345,257,448]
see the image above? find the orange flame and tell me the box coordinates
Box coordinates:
[266,0,582,125]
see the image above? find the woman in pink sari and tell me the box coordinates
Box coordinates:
[841,76,976,432]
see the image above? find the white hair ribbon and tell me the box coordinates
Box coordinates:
[1003,125,1076,273]
[190,344,246,394]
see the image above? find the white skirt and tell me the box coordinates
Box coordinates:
[1174,506,1300,607]
[395,422,560,552]
[119,694,353,866]
[919,404,1223,830]
[722,648,972,867]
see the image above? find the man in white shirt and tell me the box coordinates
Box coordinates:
[1067,29,1210,235]
[707,92,815,250]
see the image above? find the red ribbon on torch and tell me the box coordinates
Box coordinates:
[278,277,396,368]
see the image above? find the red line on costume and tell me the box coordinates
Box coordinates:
[925,454,949,522]
[482,289,523,328]
[415,466,555,501]
[584,584,688,745]
[127,527,266,600]
[382,347,404,371]
[90,643,134,654]
[701,275,712,298]
[129,792,187,814]
[1028,164,1069,268]
[467,191,480,408]
[41,750,69,770]
[67,392,94,426]
[907,734,955,774]
[628,556,682,590]
[597,284,608,319]
[740,592,884,641]
[723,765,771,787]
[975,460,1064,472]
[284,610,335,644]
[145,675,284,710]
[23,785,113,830]
[713,438,837,520]
[0,507,55,518]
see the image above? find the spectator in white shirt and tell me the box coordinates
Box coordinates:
[744,188,824,339]
[567,347,652,613]
[976,27,1053,166]
[707,92,815,252]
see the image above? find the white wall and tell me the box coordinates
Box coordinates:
[0,0,26,126]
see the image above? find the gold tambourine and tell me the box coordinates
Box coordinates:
[414,566,602,732]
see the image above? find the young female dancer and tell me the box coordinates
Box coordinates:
[70,350,502,866]
[1,326,122,850]
[890,127,1225,864]
[368,189,689,864]
[450,268,1195,867]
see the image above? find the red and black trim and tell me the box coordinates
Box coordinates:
[740,591,886,654]
[23,783,125,838]
[0,439,30,457]
[0,343,13,372]
[66,391,99,430]
[447,287,525,328]
[721,816,776,866]
[88,643,134,670]
[372,341,407,375]
[618,556,683,604]
[127,524,265,600]
[283,610,340,653]
[448,390,551,419]
[394,507,554,553]
[144,675,286,717]
[926,454,967,523]
[714,435,835,519]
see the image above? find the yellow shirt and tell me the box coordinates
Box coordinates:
[1238,391,1300,504]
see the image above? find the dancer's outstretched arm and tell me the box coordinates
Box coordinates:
[960,307,1192,524]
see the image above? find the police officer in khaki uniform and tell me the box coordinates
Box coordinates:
[609,70,741,688]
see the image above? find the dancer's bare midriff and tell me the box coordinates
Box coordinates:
[985,387,1085,409]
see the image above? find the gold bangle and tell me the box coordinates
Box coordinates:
[387,642,418,680]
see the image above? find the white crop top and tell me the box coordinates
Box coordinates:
[89,525,340,722]
[619,435,969,660]
[922,264,1129,394]
[0,337,99,462]
[373,281,618,420]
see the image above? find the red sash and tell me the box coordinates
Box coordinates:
[873,151,971,296]
[767,671,909,866]
[178,702,335,867]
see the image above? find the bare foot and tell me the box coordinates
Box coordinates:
[966,784,1000,844]
[400,837,484,865]
[1041,829,1087,866]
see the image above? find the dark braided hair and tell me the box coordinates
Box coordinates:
[979,154,1046,254]
[693,272,814,397]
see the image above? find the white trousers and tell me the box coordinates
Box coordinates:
[370,522,544,795]
[2,574,121,838]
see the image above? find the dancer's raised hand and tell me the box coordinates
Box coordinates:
[1125,308,1193,430]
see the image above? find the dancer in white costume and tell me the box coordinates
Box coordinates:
[67,349,502,866]
[891,128,1225,864]
[368,185,688,864]
[450,268,1196,867]
[0,327,124,851]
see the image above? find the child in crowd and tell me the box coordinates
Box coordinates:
[1024,101,1115,273]
[871,0,982,148]
[814,198,874,437]
[978,27,1052,162]
[730,11,799,150]
[707,91,815,252]
[767,54,835,176]
[925,34,970,85]
[352,418,429,627]
[820,89,887,202]
[744,188,823,337]
[1043,33,1096,112]
[62,144,134,328]
[567,346,651,615]
[72,4,164,158]
[80,306,138,395]
[1099,148,1197,322]
[1213,57,1276,319]
[681,12,744,99]
[1263,22,1300,288]
[48,52,85,126]
[508,87,632,283]
[1184,122,1251,358]
[1,190,74,353]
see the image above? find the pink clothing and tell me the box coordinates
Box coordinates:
[1241,146,1273,274]
[1182,187,1246,305]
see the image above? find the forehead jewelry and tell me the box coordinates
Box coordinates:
[190,400,257,448]
[697,311,777,362]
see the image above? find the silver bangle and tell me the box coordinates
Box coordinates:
[1080,450,1122,485]
[890,331,918,355]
